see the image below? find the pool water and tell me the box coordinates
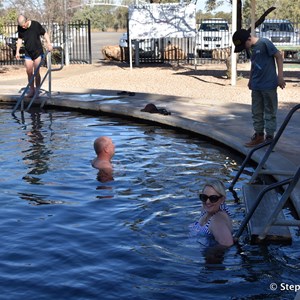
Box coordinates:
[0,107,299,300]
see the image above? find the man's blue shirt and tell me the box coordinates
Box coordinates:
[249,38,279,90]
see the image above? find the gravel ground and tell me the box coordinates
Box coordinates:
[1,61,299,108]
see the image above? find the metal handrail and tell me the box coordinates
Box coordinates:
[234,177,293,239]
[11,47,64,115]
[232,104,300,242]
[40,47,64,108]
[228,140,272,191]
[249,103,300,184]
[12,52,49,114]
[229,103,300,190]
[25,54,51,111]
[234,166,300,240]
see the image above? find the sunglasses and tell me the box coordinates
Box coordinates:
[199,194,222,203]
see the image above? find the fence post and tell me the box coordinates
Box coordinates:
[88,20,92,64]
[64,22,70,66]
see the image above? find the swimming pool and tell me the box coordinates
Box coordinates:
[0,106,299,299]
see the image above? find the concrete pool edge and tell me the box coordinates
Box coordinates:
[0,93,299,216]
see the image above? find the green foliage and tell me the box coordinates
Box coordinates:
[114,7,128,30]
[0,19,3,36]
[0,8,18,35]
[196,10,231,24]
[3,0,299,33]
[243,0,300,26]
[270,0,300,21]
[204,0,216,11]
[71,6,127,31]
[2,7,18,23]
[0,9,18,36]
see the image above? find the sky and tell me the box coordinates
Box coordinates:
[196,0,232,13]
[2,0,232,13]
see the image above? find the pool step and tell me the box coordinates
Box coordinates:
[242,184,292,244]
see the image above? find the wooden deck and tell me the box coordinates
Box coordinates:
[242,184,292,244]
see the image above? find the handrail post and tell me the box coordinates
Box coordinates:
[47,51,52,97]
[40,47,64,108]
[229,140,272,190]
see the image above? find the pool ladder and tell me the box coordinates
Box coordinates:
[12,47,64,115]
[229,104,300,243]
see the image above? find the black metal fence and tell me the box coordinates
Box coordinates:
[120,37,196,65]
[120,35,240,65]
[1,18,300,66]
[121,18,300,64]
[254,19,300,62]
[0,20,91,65]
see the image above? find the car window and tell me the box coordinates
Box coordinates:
[262,22,294,33]
[199,23,228,31]
[263,23,280,32]
[280,23,294,32]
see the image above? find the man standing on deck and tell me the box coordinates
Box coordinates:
[15,15,53,97]
[232,29,285,147]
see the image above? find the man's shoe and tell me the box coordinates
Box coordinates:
[265,135,274,142]
[244,133,264,147]
[26,89,35,98]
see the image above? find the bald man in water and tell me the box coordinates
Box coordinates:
[92,136,115,182]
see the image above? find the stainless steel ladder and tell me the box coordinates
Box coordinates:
[229,104,300,243]
[12,47,64,115]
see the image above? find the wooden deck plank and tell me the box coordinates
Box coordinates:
[242,184,292,244]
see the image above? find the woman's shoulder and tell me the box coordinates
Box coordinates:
[211,210,232,226]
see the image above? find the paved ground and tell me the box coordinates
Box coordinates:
[0,61,299,220]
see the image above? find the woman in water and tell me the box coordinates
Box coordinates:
[190,180,234,247]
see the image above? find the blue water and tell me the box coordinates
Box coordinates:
[0,107,299,300]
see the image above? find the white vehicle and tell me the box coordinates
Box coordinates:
[195,18,231,58]
[255,19,300,61]
[255,19,300,46]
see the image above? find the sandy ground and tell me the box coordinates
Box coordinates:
[1,61,299,108]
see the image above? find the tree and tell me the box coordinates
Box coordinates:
[243,0,300,24]
[114,7,128,30]
[71,6,125,31]
[1,7,18,22]
[43,0,66,23]
[4,0,44,20]
[275,0,300,20]
[204,0,228,12]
